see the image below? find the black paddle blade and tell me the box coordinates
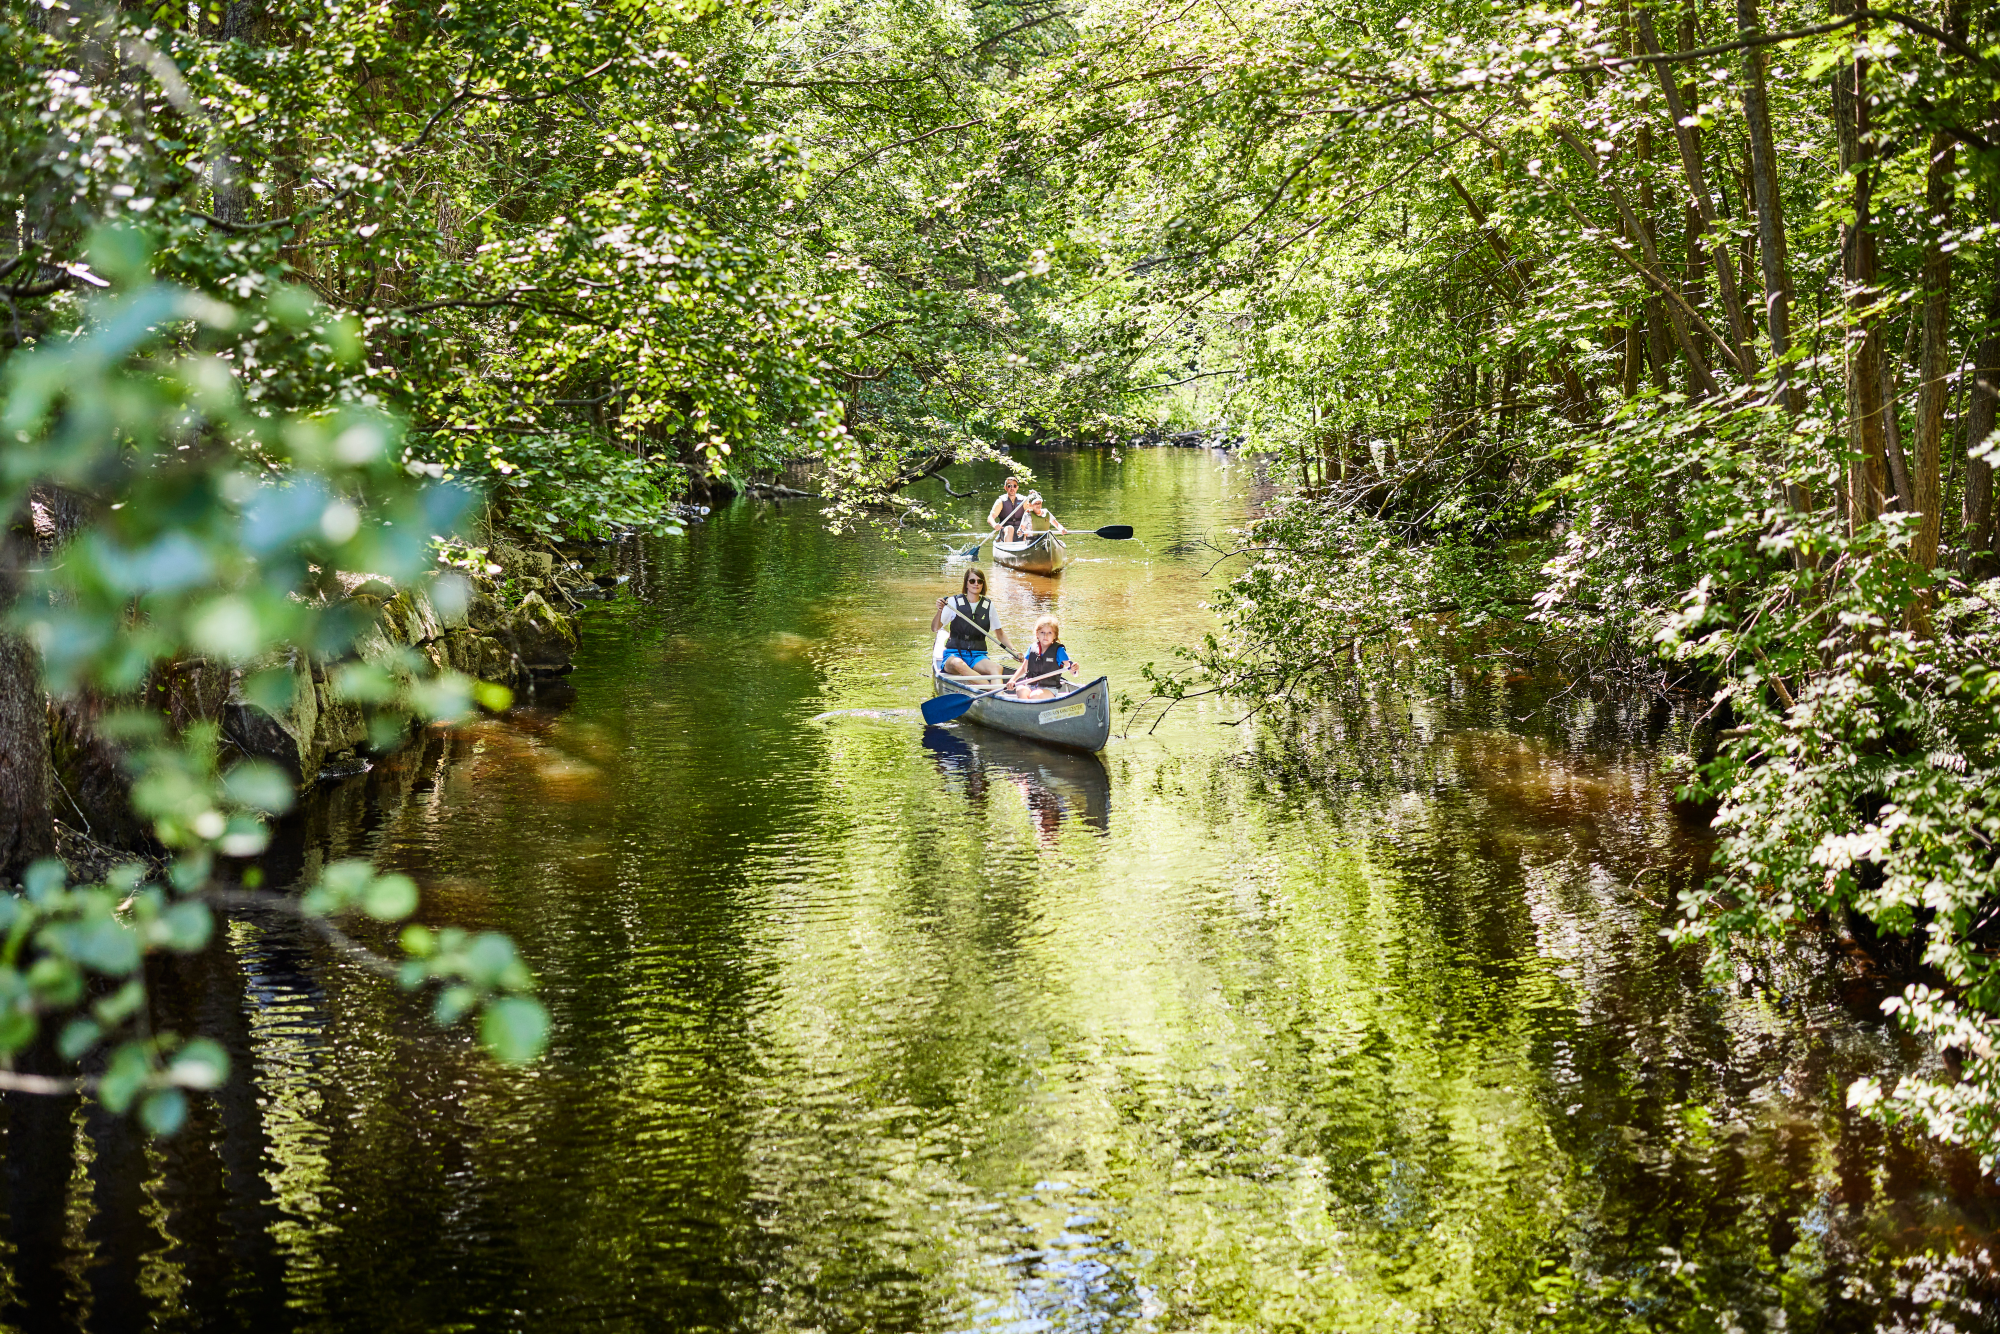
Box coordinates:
[1092,525,1134,539]
[921,691,977,725]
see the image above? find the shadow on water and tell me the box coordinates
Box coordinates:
[4,449,1999,1332]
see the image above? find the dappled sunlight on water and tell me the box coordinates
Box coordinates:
[4,450,1996,1331]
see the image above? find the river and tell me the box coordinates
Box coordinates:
[4,448,1995,1331]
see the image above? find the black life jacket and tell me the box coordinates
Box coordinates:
[1023,640,1067,688]
[943,595,993,652]
[995,493,1025,530]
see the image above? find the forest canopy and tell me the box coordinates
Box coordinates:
[13,0,2000,1167]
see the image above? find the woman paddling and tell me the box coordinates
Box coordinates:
[932,567,1013,681]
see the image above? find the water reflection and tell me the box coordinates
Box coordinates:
[922,727,1111,844]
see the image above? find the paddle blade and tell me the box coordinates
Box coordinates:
[1092,525,1134,539]
[921,691,976,725]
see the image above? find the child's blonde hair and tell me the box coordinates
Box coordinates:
[1033,614,1061,641]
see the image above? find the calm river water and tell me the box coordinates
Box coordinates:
[4,449,1997,1332]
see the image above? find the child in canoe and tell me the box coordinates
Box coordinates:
[1022,492,1068,534]
[1008,614,1079,700]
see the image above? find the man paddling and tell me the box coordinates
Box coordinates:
[987,476,1027,542]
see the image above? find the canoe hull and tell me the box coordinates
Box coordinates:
[929,671,1111,753]
[993,531,1068,575]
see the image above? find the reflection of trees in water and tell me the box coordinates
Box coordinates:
[922,727,1110,847]
[1176,681,2000,1328]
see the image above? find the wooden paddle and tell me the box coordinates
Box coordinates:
[921,667,1070,725]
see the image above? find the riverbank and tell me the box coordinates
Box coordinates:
[47,529,615,878]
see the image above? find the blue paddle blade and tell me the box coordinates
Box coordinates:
[921,690,977,725]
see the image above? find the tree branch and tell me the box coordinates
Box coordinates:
[1123,367,1243,392]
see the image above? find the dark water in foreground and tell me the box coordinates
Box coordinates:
[5,449,1998,1332]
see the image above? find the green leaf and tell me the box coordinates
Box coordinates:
[463,933,519,988]
[69,918,142,975]
[362,874,418,922]
[98,1044,151,1114]
[85,222,153,287]
[0,1007,34,1054]
[222,761,296,814]
[331,661,395,704]
[27,956,84,1006]
[23,859,65,902]
[170,1038,229,1090]
[472,680,515,712]
[189,597,263,661]
[433,984,478,1026]
[156,901,213,952]
[91,978,146,1025]
[139,1087,188,1136]
[58,1018,102,1061]
[367,713,410,752]
[240,667,298,714]
[479,997,550,1064]
[309,859,374,914]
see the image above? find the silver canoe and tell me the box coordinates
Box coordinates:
[992,531,1068,575]
[929,670,1111,753]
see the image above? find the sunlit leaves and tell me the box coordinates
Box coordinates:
[0,861,228,1119]
[400,924,549,1063]
[0,226,552,1132]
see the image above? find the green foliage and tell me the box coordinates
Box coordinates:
[0,858,228,1108]
[1,244,549,1115]
[1032,0,2000,1174]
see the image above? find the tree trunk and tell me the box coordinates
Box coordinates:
[1883,352,1913,510]
[1639,7,1758,375]
[1739,0,1805,419]
[0,509,53,884]
[1913,0,1967,581]
[1964,308,1999,578]
[1834,0,1888,535]
[1622,123,1717,395]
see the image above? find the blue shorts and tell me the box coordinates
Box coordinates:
[940,648,989,669]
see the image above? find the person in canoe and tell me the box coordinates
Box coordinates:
[933,566,1014,682]
[1022,492,1068,535]
[988,476,1028,541]
[1007,614,1079,700]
